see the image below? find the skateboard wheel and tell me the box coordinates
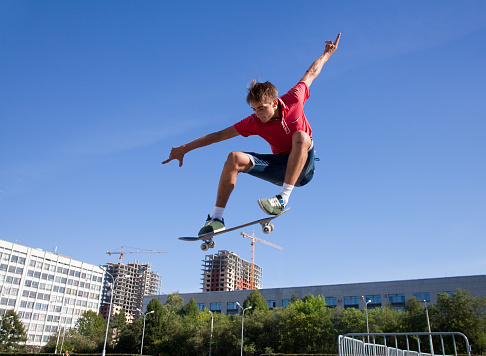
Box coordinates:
[268,223,274,232]
[209,240,216,249]
[200,243,210,251]
[263,225,271,234]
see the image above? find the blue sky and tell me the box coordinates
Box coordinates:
[1,0,485,294]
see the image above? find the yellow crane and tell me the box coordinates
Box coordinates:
[106,246,167,263]
[241,231,283,289]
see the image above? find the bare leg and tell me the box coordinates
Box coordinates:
[284,130,312,185]
[257,131,312,215]
[215,152,252,208]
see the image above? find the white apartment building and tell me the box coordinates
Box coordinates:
[0,239,104,347]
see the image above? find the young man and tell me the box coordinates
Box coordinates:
[163,33,341,236]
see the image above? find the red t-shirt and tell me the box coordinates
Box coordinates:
[234,81,312,154]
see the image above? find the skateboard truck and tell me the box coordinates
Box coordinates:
[200,239,216,252]
[179,208,289,251]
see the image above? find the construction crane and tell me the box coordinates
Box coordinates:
[106,246,167,263]
[241,231,283,289]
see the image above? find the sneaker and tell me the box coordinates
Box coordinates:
[257,195,286,215]
[198,215,225,236]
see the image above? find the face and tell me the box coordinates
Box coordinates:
[250,99,279,123]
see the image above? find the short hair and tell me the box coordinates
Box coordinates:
[246,80,278,105]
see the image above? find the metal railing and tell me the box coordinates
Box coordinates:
[338,332,471,356]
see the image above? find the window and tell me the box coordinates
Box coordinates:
[325,297,337,306]
[413,292,430,302]
[227,302,238,310]
[210,302,221,311]
[365,295,381,305]
[282,299,289,307]
[388,293,405,303]
[344,296,359,308]
[266,300,276,309]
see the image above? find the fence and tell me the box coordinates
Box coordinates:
[338,332,471,356]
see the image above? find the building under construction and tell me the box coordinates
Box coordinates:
[100,261,161,322]
[201,250,262,292]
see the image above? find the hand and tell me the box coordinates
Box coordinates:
[162,146,185,167]
[324,33,341,57]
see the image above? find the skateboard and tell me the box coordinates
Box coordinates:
[179,208,289,251]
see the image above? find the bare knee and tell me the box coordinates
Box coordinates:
[292,131,312,151]
[224,152,251,172]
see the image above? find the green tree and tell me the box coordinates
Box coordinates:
[143,298,169,354]
[332,306,366,334]
[275,295,333,354]
[59,330,98,354]
[243,290,269,312]
[433,289,486,354]
[403,297,428,331]
[244,308,278,356]
[180,298,200,318]
[111,308,127,346]
[76,310,106,343]
[166,292,184,313]
[289,293,300,304]
[371,306,403,333]
[114,319,142,354]
[0,310,26,352]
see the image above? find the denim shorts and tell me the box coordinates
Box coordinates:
[243,141,315,187]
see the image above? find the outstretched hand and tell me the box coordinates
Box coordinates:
[162,146,185,167]
[324,33,341,57]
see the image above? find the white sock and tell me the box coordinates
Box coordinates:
[211,206,225,221]
[278,183,294,205]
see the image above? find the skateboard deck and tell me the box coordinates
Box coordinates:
[179,208,289,251]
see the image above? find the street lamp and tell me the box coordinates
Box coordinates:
[208,310,214,356]
[236,302,252,356]
[423,300,434,355]
[361,296,371,339]
[139,310,155,355]
[100,267,128,356]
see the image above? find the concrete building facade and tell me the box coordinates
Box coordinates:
[201,250,262,292]
[101,261,161,322]
[0,239,104,347]
[145,275,486,315]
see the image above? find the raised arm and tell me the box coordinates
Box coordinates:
[300,33,341,87]
[162,125,240,167]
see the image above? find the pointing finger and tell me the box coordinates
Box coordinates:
[334,33,341,46]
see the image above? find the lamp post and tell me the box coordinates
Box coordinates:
[208,310,214,356]
[236,302,252,356]
[100,267,128,356]
[140,310,154,355]
[423,300,434,355]
[361,296,371,335]
[60,322,68,354]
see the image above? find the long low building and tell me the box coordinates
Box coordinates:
[144,275,486,315]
